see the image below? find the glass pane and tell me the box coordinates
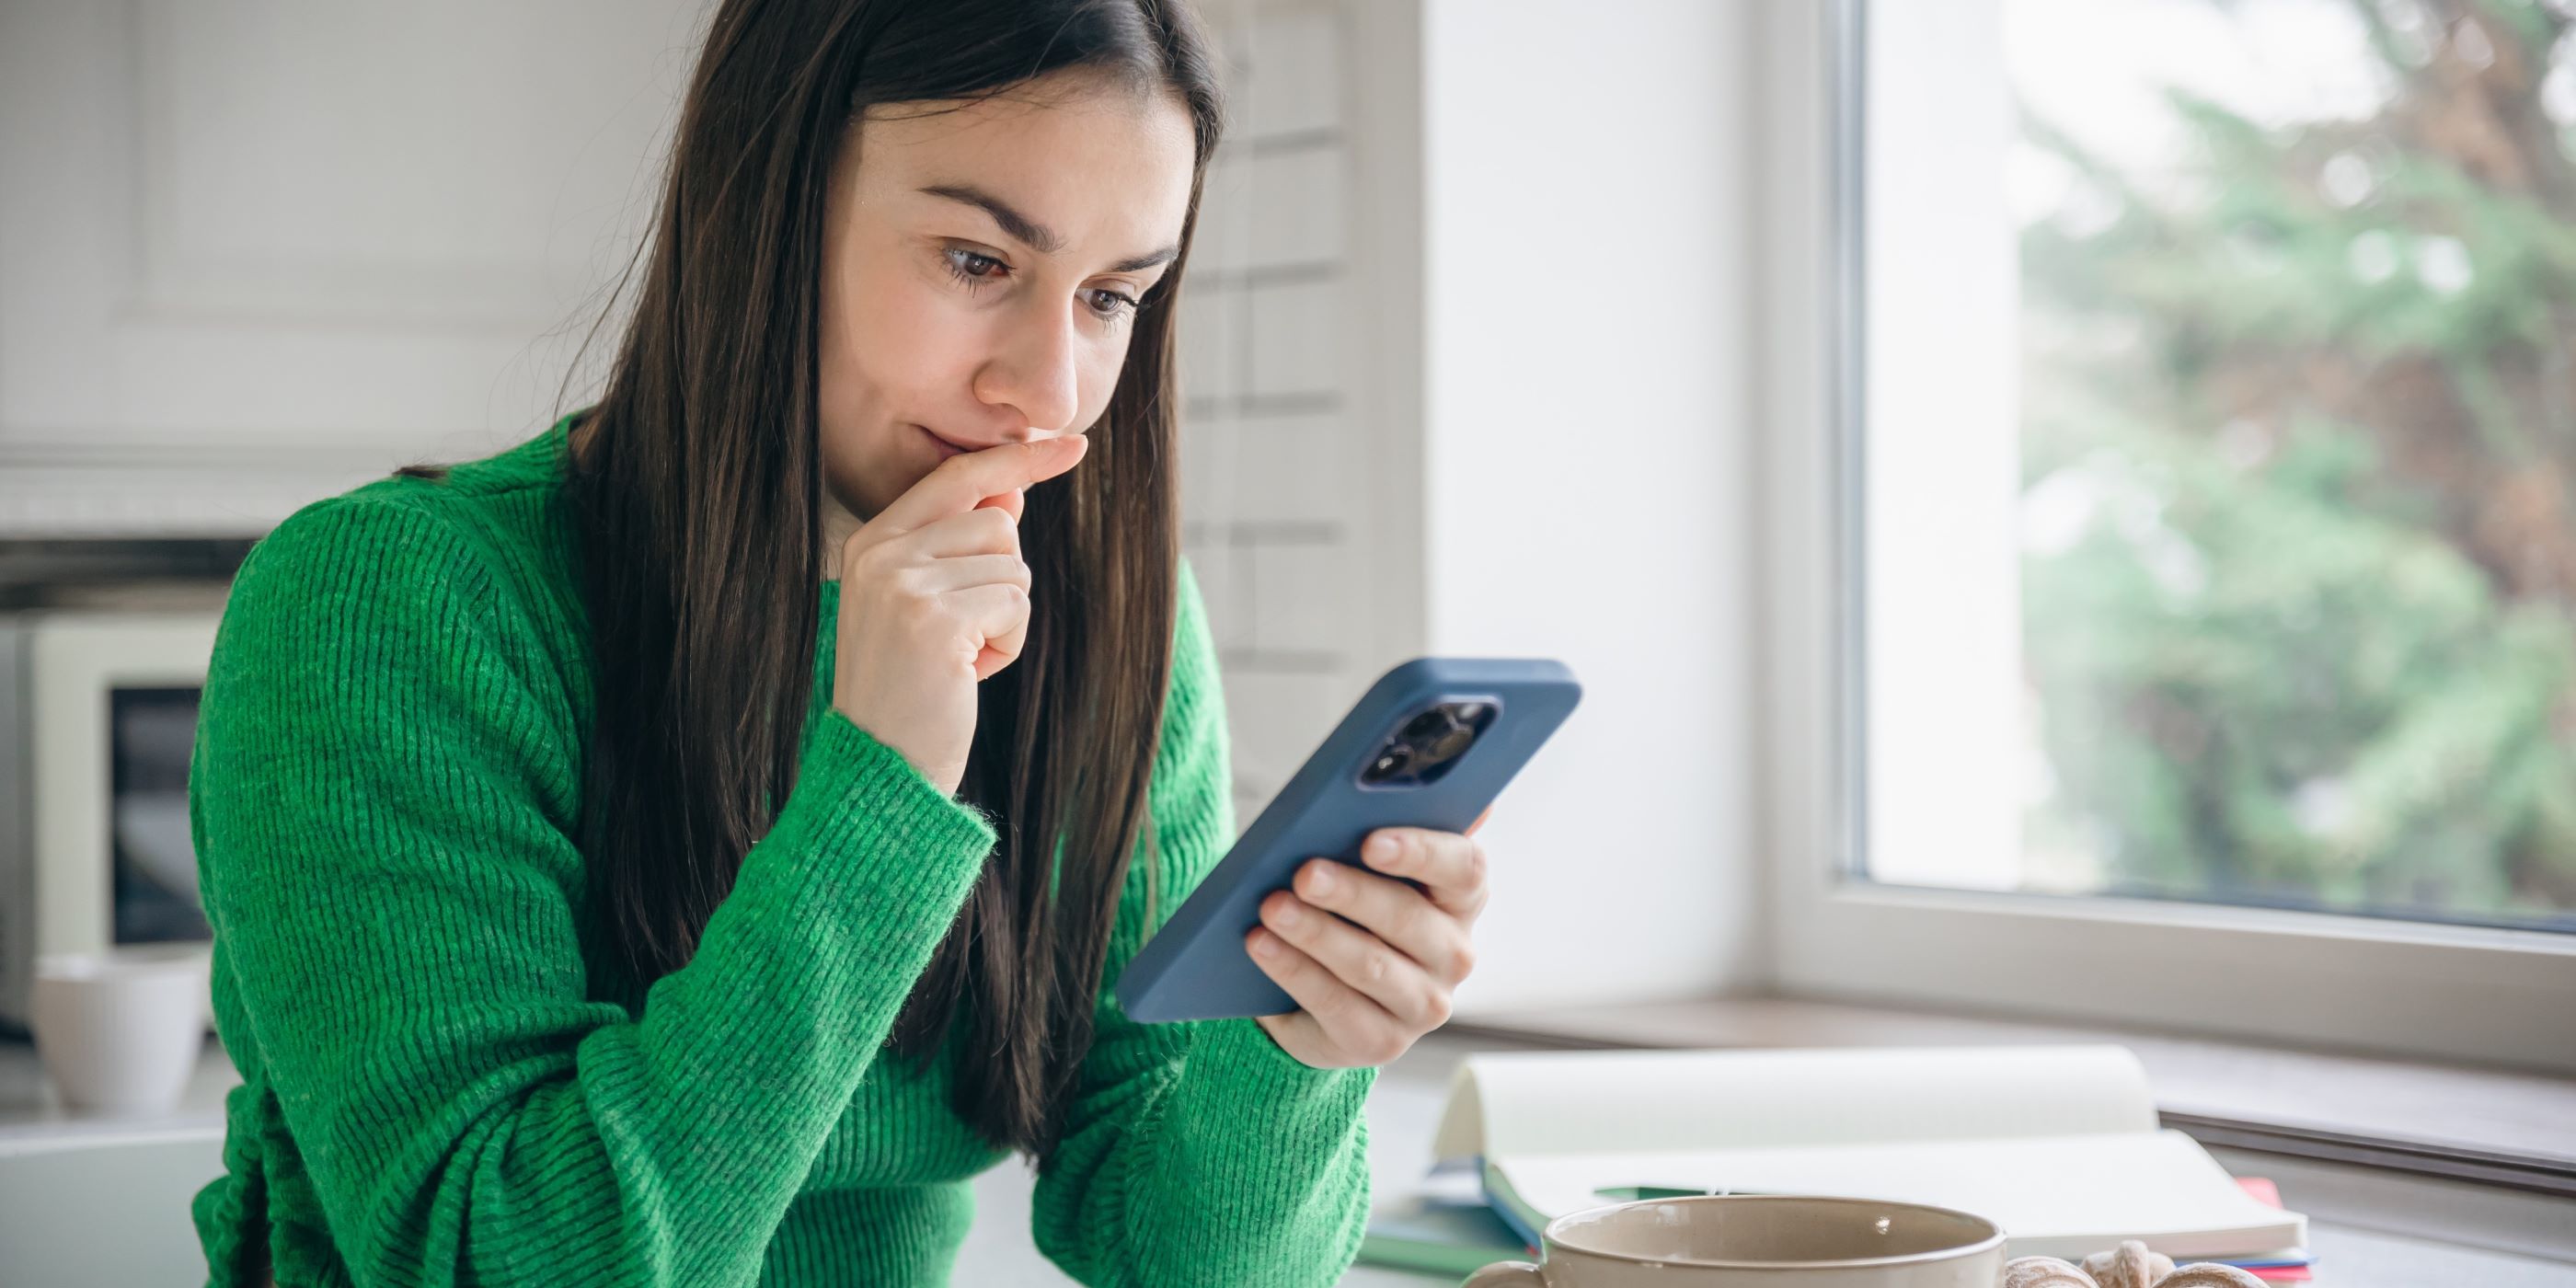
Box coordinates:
[111,685,212,944]
[1861,0,2576,932]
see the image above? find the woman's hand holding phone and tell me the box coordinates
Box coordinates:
[831,436,1087,795]
[1244,811,1491,1069]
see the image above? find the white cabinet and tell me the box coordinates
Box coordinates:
[0,0,706,535]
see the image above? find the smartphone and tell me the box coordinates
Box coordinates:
[1113,657,1581,1024]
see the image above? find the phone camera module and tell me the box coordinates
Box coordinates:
[1359,698,1501,788]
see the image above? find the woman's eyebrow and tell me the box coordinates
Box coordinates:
[917,182,1179,273]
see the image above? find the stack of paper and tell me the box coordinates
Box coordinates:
[1357,1046,2313,1278]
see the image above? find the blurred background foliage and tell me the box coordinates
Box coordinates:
[2017,0,2576,926]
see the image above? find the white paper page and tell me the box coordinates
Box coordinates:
[1433,1045,2157,1160]
[1488,1128,2305,1262]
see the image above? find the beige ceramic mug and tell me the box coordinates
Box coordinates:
[1464,1194,2006,1288]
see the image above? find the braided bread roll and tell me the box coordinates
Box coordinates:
[2001,1257,2099,1288]
[2080,1240,2176,1288]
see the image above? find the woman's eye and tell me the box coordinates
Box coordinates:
[1087,288,1141,321]
[943,247,1006,284]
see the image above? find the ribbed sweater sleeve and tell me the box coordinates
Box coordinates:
[190,497,999,1288]
[1027,563,1377,1287]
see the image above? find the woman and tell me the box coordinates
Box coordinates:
[184,1,1489,1284]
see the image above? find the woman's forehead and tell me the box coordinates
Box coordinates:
[853,76,1195,259]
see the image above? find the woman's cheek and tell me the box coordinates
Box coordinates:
[857,274,960,374]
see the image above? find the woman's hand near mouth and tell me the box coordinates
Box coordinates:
[831,435,1087,795]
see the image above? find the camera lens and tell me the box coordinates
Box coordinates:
[1400,708,1452,742]
[1428,726,1474,761]
[1365,745,1414,781]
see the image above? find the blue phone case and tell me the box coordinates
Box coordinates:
[1113,657,1581,1023]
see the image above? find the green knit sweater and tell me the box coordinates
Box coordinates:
[187,413,1375,1287]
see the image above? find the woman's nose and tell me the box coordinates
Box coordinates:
[976,306,1084,437]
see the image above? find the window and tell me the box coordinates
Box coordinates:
[1869,0,2576,935]
[1760,0,2576,1071]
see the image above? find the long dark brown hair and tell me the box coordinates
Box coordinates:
[558,0,1224,1161]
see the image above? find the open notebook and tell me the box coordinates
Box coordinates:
[1429,1045,2308,1263]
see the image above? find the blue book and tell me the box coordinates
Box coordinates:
[1356,1191,1535,1279]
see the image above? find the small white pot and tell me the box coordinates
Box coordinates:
[29,947,213,1116]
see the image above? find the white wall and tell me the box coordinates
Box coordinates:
[1419,0,1765,1011]
[1177,0,1424,826]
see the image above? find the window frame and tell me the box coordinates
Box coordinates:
[1755,0,2576,1075]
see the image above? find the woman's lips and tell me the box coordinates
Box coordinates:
[916,424,970,461]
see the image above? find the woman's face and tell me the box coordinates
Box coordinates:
[817,70,1198,535]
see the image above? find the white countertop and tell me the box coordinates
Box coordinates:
[3,1029,2571,1285]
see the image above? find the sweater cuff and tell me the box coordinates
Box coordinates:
[1182,1015,1377,1109]
[792,706,998,860]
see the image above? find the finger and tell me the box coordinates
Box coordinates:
[1258,891,1452,1030]
[943,582,1030,679]
[909,553,1030,595]
[1360,828,1489,921]
[1291,857,1475,983]
[975,601,1029,683]
[871,437,1086,535]
[1245,927,1412,1063]
[897,506,1023,560]
[973,489,1025,524]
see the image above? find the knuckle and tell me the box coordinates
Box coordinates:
[888,560,930,592]
[852,538,901,580]
[1451,940,1478,982]
[1422,990,1454,1029]
[1363,1029,1410,1065]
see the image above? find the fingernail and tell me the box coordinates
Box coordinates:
[1366,834,1398,866]
[1271,900,1302,927]
[1252,932,1281,957]
[1306,864,1336,896]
